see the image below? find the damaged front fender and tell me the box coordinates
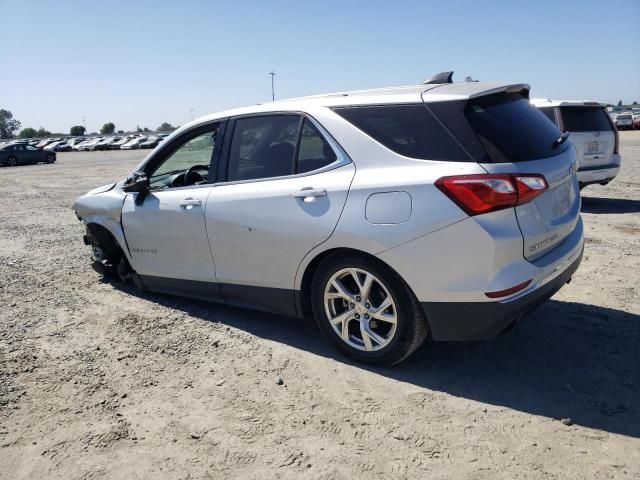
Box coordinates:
[73,186,131,262]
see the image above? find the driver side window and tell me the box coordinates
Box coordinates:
[148,125,219,190]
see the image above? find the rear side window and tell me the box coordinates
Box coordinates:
[332,104,470,162]
[296,119,337,173]
[560,107,613,132]
[227,115,300,181]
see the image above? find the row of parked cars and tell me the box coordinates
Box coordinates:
[610,111,640,131]
[39,134,167,152]
[0,134,168,155]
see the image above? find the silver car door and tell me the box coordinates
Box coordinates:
[205,114,355,316]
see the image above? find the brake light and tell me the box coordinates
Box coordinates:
[435,173,548,216]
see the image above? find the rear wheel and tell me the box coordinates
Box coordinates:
[311,253,428,366]
[7,156,17,167]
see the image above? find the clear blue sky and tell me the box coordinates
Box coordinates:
[2,0,638,134]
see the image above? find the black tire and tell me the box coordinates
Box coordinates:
[7,156,17,167]
[311,252,429,366]
[46,154,55,164]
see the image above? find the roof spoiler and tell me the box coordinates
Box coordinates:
[468,84,531,99]
[423,71,454,85]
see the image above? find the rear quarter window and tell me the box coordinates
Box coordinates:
[560,107,612,132]
[332,104,471,162]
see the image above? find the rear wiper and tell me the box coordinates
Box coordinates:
[552,131,570,148]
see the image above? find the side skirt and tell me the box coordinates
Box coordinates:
[133,274,299,318]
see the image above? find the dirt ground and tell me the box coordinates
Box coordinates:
[1,132,639,479]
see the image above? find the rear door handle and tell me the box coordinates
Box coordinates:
[180,198,202,209]
[293,187,327,202]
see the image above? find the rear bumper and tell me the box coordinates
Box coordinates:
[577,157,620,186]
[422,219,584,341]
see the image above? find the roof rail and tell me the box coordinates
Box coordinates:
[423,71,454,84]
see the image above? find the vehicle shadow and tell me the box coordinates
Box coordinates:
[581,196,640,214]
[117,284,640,438]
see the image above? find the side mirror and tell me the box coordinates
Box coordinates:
[122,171,149,193]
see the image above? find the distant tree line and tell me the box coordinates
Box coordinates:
[1,108,179,139]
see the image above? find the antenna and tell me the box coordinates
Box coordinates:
[269,71,276,101]
[423,71,454,85]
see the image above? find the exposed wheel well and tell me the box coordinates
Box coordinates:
[299,247,405,318]
[85,223,123,259]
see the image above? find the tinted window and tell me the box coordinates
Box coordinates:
[296,119,337,173]
[333,104,470,162]
[561,107,612,132]
[463,93,568,163]
[539,107,556,124]
[227,115,300,181]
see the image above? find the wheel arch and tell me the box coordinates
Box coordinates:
[297,247,414,319]
[83,217,132,263]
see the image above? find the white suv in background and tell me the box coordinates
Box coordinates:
[532,99,622,189]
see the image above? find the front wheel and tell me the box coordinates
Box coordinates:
[311,253,428,366]
[46,154,55,164]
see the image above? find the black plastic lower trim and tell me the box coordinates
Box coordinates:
[422,247,583,341]
[135,275,297,317]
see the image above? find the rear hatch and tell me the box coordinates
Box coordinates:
[559,105,615,169]
[425,87,580,261]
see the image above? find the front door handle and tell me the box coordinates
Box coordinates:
[180,198,202,209]
[293,187,327,202]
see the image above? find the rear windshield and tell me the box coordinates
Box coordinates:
[332,104,471,162]
[560,106,613,132]
[617,114,632,120]
[461,93,568,163]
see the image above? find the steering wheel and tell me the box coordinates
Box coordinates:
[183,164,209,186]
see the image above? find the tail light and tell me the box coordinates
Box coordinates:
[435,173,548,216]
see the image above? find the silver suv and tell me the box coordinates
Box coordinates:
[74,75,584,365]
[532,99,622,189]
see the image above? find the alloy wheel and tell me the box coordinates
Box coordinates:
[324,267,398,351]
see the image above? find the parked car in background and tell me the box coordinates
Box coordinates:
[44,140,66,151]
[81,138,106,151]
[532,99,621,189]
[614,113,634,130]
[109,136,135,150]
[73,139,92,151]
[1,143,56,166]
[54,141,73,152]
[633,113,640,129]
[74,77,583,365]
[120,137,146,150]
[139,136,161,149]
[96,137,121,150]
[36,138,55,149]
